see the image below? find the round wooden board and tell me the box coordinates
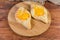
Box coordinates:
[8,2,51,37]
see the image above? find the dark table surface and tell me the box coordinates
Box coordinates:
[0,1,60,40]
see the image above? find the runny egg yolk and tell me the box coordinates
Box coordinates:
[33,5,44,16]
[16,9,30,21]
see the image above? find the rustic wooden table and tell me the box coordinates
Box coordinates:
[0,1,60,40]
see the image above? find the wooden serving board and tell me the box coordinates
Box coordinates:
[0,1,60,40]
[8,2,51,36]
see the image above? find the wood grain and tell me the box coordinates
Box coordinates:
[0,1,60,40]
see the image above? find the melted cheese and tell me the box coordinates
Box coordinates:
[33,5,44,16]
[16,9,30,21]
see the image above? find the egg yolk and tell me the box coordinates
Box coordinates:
[16,9,30,20]
[33,5,44,16]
